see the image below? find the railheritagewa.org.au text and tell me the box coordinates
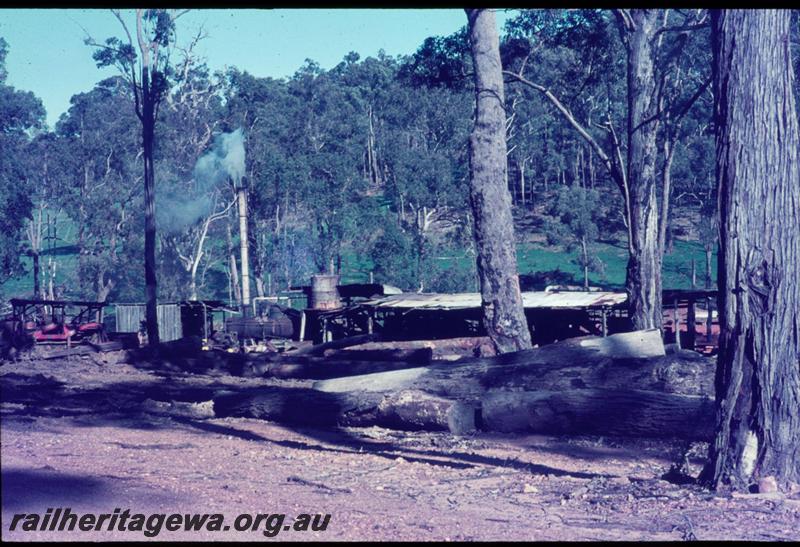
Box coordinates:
[8,507,331,537]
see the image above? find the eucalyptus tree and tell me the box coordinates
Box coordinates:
[503,8,711,330]
[702,9,800,491]
[380,79,472,290]
[157,47,232,301]
[287,59,375,276]
[465,9,532,353]
[20,133,62,299]
[0,38,46,289]
[56,77,142,301]
[545,186,605,289]
[85,8,190,343]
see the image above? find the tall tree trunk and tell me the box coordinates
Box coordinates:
[581,236,589,289]
[46,257,56,300]
[703,9,800,490]
[96,270,113,303]
[465,9,532,354]
[32,251,40,299]
[624,9,663,331]
[142,79,159,345]
[658,134,676,260]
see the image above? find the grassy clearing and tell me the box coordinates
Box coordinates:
[2,238,717,302]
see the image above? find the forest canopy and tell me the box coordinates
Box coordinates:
[1,9,797,305]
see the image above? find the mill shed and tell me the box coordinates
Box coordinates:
[114,300,235,342]
[361,289,629,345]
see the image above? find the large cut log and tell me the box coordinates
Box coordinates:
[243,357,431,380]
[40,345,97,360]
[321,347,433,365]
[215,330,715,439]
[213,386,476,434]
[351,336,494,359]
[258,348,432,366]
[312,329,689,398]
[376,390,477,435]
[481,389,715,441]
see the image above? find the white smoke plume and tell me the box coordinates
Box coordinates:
[158,128,246,234]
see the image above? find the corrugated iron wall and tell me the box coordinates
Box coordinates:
[158,304,182,342]
[116,304,145,334]
[114,303,183,342]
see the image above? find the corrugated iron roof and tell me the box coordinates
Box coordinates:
[363,290,628,310]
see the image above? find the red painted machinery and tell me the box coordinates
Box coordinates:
[8,299,108,346]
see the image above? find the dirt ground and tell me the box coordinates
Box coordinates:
[2,351,799,541]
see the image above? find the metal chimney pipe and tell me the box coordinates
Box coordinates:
[237,176,251,317]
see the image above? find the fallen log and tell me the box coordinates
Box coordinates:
[321,347,433,365]
[312,329,688,397]
[216,330,716,440]
[285,333,383,356]
[377,389,477,435]
[481,388,714,441]
[39,345,97,360]
[256,348,432,367]
[86,340,125,353]
[351,336,494,359]
[244,357,431,380]
[213,386,476,434]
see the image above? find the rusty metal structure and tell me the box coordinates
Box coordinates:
[5,299,108,347]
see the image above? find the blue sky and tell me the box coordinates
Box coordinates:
[1,9,511,128]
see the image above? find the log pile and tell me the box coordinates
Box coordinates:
[214,329,717,441]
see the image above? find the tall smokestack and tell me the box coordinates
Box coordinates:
[237,176,251,317]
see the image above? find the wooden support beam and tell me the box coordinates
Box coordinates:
[299,311,306,342]
[601,308,608,337]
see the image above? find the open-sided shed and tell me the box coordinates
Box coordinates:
[360,289,629,344]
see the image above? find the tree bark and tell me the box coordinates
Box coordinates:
[482,389,714,441]
[142,74,160,345]
[214,387,477,435]
[31,251,40,299]
[703,9,800,490]
[623,9,663,331]
[465,9,532,354]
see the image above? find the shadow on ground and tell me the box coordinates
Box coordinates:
[1,467,110,512]
[1,358,643,484]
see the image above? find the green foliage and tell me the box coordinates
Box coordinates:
[0,37,8,83]
[370,220,418,290]
[397,27,470,89]
[54,77,142,300]
[1,11,722,301]
[0,38,46,287]
[545,186,606,283]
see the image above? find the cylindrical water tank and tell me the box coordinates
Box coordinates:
[310,274,341,310]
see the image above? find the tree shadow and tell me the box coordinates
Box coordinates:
[3,355,613,483]
[1,467,110,512]
[170,414,611,480]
